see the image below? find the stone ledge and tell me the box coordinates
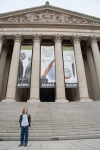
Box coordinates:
[28,99,40,102]
[2,99,16,102]
[55,99,68,102]
[80,99,93,102]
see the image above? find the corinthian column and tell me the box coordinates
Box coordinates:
[53,34,66,102]
[89,36,100,90]
[1,52,11,101]
[0,35,6,56]
[4,34,23,102]
[86,44,100,100]
[0,43,8,100]
[29,34,41,102]
[72,35,90,101]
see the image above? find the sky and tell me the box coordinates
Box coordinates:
[0,0,100,18]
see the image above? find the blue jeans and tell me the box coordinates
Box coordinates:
[20,126,28,145]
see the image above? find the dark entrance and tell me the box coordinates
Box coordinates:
[16,88,30,102]
[40,88,55,102]
[65,88,79,101]
[66,88,74,101]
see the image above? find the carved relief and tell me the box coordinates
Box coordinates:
[53,34,63,43]
[32,34,42,42]
[72,35,81,43]
[89,36,99,44]
[0,10,99,25]
[13,34,23,43]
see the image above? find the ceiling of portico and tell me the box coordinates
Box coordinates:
[0,2,100,29]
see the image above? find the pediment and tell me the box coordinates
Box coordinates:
[0,2,100,25]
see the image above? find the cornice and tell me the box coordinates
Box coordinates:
[0,22,100,30]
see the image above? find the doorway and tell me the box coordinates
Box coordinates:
[16,88,30,102]
[65,88,79,101]
[66,88,74,101]
[40,88,55,102]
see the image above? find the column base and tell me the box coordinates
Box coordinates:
[55,99,68,102]
[28,99,40,102]
[79,99,93,102]
[2,99,16,102]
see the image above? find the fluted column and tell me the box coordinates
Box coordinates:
[0,43,8,100]
[0,35,5,56]
[1,52,11,101]
[53,34,66,101]
[5,34,23,101]
[29,34,41,102]
[86,44,100,100]
[72,35,89,101]
[89,36,100,90]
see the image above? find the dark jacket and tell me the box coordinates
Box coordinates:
[19,114,31,127]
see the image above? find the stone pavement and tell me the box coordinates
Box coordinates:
[0,139,100,150]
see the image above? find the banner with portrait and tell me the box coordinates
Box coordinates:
[17,45,32,88]
[63,46,78,88]
[40,46,55,88]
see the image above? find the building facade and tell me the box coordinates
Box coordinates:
[0,2,100,102]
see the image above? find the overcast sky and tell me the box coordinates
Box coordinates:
[0,0,100,18]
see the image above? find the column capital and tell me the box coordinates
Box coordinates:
[13,34,23,43]
[71,35,81,43]
[0,35,6,44]
[53,34,63,43]
[32,34,42,43]
[89,36,99,44]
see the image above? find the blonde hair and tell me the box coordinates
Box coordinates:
[22,107,28,114]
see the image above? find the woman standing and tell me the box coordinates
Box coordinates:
[19,107,31,147]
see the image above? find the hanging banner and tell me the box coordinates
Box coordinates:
[40,46,55,88]
[17,45,32,88]
[63,46,78,88]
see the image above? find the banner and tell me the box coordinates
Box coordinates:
[40,46,55,88]
[63,46,78,88]
[17,45,32,88]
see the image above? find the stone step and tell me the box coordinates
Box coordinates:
[1,134,100,141]
[1,129,100,136]
[0,127,100,133]
[0,101,100,141]
[0,123,100,127]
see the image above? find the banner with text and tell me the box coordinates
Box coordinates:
[17,45,32,88]
[40,46,55,88]
[63,46,78,88]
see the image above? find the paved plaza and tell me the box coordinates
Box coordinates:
[0,139,100,150]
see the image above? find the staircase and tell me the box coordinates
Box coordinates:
[0,101,100,141]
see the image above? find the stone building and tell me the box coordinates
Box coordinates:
[0,1,100,102]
